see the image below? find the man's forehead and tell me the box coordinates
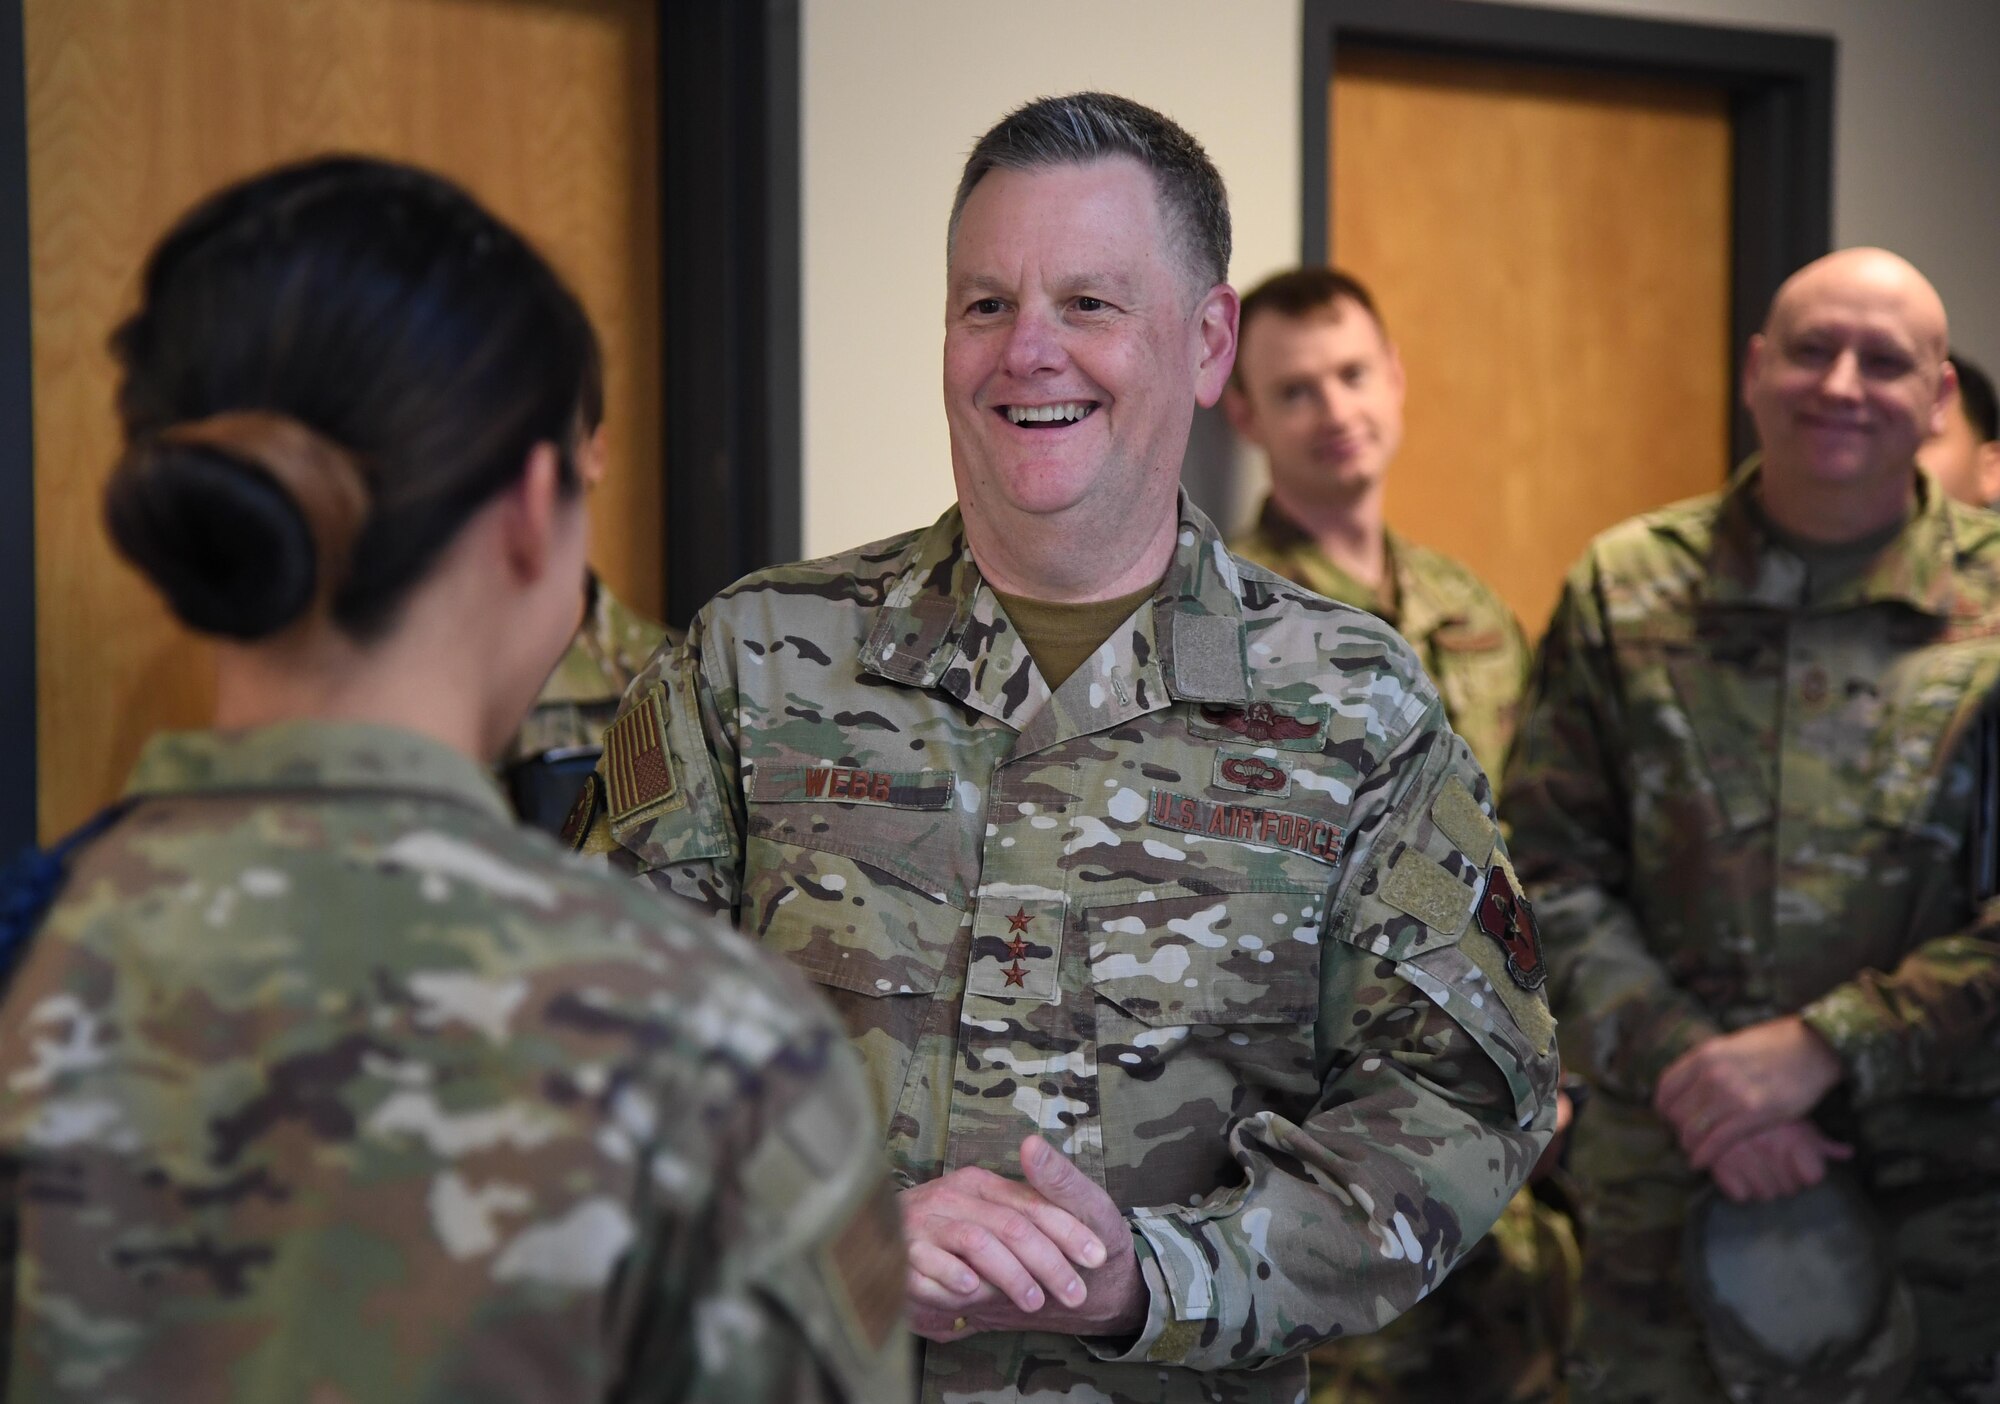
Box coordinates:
[1243,298,1384,363]
[1768,252,1947,351]
[947,156,1196,287]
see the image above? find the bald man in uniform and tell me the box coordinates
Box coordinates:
[1505,249,2000,1402]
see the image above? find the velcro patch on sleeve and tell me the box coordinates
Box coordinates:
[602,685,684,826]
[824,1188,906,1354]
[1430,775,1497,868]
[1459,912,1556,1057]
[1378,850,1478,935]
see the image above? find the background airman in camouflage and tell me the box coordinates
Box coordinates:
[1224,266,1532,783]
[501,567,678,833]
[1224,265,1574,1404]
[0,154,910,1404]
[1504,248,2000,1402]
[584,93,1558,1403]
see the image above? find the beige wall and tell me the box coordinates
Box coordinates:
[800,0,1298,555]
[801,0,2000,556]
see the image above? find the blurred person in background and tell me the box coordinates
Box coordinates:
[1505,247,2000,1403]
[1226,266,1576,1402]
[1921,351,2000,507]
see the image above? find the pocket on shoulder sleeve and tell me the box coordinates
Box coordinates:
[607,657,736,870]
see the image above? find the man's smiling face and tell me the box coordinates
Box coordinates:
[942,157,1222,531]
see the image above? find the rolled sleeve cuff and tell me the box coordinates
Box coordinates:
[1799,984,1895,1106]
[1082,1213,1218,1368]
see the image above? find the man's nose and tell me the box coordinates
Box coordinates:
[1001,306,1065,378]
[1820,349,1865,401]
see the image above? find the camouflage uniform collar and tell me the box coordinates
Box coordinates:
[1696,458,1959,616]
[862,493,1250,711]
[1250,496,1425,629]
[123,720,512,819]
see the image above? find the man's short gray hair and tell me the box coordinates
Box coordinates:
[949,92,1232,290]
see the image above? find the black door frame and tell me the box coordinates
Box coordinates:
[0,0,801,849]
[660,0,801,629]
[1302,0,1835,467]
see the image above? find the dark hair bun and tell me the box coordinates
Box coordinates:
[104,441,319,640]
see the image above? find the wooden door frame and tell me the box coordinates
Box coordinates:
[1302,0,1834,468]
[0,0,802,849]
[2,0,33,855]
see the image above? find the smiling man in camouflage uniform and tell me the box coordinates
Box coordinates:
[1503,248,2000,1401]
[578,91,1558,1404]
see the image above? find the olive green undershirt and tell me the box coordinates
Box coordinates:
[992,581,1159,691]
[1748,491,1912,597]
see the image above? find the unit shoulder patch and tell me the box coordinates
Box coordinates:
[559,771,604,853]
[602,684,684,826]
[1475,855,1546,991]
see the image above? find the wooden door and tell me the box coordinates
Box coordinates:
[1332,48,1733,640]
[26,0,661,838]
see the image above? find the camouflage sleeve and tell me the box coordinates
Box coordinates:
[1501,574,1721,1100]
[1798,916,2000,1106]
[617,1006,912,1403]
[596,619,749,916]
[1089,701,1560,1371]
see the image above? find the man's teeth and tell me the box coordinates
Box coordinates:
[1005,403,1095,425]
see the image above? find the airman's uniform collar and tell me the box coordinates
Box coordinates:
[1689,457,1960,617]
[124,720,511,820]
[862,492,1251,745]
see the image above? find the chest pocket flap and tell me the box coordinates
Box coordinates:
[1085,890,1325,1026]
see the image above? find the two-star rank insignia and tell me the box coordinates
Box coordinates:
[1476,863,1546,991]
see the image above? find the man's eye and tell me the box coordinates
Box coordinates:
[1075,297,1108,312]
[971,298,1006,315]
[1862,354,1913,378]
[1789,341,1835,365]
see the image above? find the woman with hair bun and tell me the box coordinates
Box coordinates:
[0,156,909,1404]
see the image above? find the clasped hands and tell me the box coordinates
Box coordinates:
[901,1135,1146,1344]
[1653,1014,1848,1204]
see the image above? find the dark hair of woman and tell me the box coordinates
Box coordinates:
[103,154,602,641]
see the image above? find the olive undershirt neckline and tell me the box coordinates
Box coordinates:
[991,581,1159,692]
[1747,491,1911,596]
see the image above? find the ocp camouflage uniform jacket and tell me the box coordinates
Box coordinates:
[1229,498,1533,782]
[1502,465,2000,1187]
[603,495,1560,1404]
[0,722,910,1404]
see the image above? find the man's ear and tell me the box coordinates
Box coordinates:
[1741,333,1768,409]
[1193,282,1240,409]
[498,442,566,583]
[1928,360,1961,441]
[1975,441,2000,510]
